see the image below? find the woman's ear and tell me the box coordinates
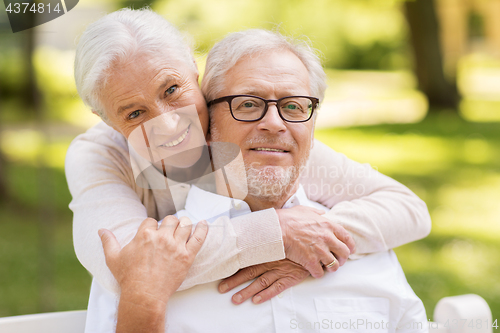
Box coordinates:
[92,109,112,128]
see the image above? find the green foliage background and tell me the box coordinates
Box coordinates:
[0,0,499,325]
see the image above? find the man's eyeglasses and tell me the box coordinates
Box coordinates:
[207,95,320,123]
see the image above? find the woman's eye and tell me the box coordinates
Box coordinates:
[128,110,141,120]
[166,85,178,95]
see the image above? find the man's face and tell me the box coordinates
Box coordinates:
[210,50,314,199]
[100,52,209,168]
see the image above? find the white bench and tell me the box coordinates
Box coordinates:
[429,294,493,333]
[0,310,87,333]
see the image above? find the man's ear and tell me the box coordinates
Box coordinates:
[311,116,316,149]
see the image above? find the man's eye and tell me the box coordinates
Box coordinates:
[166,85,178,95]
[128,110,142,120]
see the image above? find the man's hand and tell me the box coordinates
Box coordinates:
[276,206,356,278]
[100,216,208,299]
[99,216,208,333]
[218,259,309,305]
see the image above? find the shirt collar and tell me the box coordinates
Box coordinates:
[184,184,308,223]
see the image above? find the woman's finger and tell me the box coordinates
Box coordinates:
[322,253,339,273]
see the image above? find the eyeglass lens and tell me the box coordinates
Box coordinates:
[230,96,313,121]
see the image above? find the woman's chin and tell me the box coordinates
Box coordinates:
[162,145,205,169]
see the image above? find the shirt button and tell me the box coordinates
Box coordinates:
[278,293,283,298]
[234,202,241,210]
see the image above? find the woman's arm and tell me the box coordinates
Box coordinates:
[66,125,287,293]
[67,124,351,294]
[217,139,431,304]
[301,140,431,255]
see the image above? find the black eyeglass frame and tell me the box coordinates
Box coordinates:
[207,94,320,123]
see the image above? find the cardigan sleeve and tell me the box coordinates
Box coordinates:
[301,139,431,256]
[66,124,284,294]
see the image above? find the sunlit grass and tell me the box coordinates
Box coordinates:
[458,53,500,123]
[318,69,428,128]
[0,164,91,316]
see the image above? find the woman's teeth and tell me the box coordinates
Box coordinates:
[162,126,189,147]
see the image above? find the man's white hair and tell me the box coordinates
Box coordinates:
[201,29,327,104]
[74,8,196,121]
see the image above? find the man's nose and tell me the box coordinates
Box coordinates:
[257,103,287,133]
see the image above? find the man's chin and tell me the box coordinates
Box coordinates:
[245,165,298,200]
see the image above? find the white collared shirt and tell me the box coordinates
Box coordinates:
[85,185,427,333]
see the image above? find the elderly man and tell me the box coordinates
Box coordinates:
[89,29,428,333]
[67,7,431,308]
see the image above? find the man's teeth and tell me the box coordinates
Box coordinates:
[162,127,189,147]
[254,148,285,152]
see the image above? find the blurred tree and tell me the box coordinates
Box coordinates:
[25,13,40,117]
[0,134,6,201]
[404,0,459,110]
[22,12,56,312]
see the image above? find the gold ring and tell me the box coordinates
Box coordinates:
[325,257,337,268]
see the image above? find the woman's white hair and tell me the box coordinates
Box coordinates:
[74,8,196,120]
[201,29,327,105]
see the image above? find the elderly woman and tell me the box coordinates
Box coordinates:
[67,8,431,307]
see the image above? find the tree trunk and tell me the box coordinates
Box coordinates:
[404,0,459,110]
[0,68,8,202]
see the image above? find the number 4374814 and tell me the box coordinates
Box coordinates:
[6,2,62,14]
[443,319,498,330]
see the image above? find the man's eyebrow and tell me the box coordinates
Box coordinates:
[240,88,263,96]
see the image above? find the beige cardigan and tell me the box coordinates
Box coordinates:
[65,122,431,294]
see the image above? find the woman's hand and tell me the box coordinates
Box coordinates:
[99,216,208,333]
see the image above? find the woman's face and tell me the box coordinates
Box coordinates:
[100,52,209,168]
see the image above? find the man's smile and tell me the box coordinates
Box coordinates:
[250,147,289,153]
